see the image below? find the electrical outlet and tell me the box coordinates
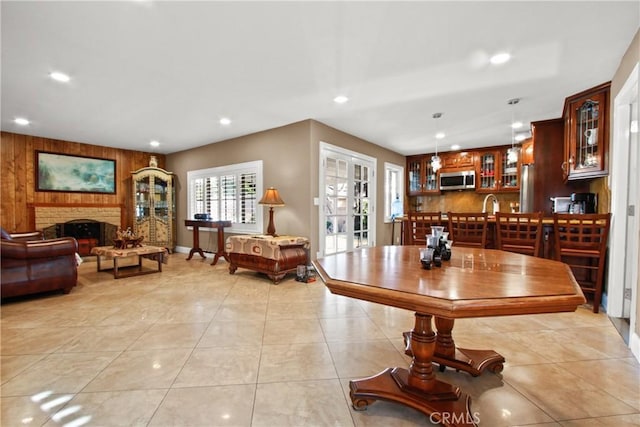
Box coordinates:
[624,288,632,300]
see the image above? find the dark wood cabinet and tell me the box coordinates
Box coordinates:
[406,154,439,195]
[531,118,589,216]
[562,82,610,180]
[440,151,475,170]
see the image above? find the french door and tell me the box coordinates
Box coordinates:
[320,143,376,256]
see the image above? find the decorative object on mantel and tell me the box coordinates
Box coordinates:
[113,227,144,249]
[259,187,285,237]
[149,155,158,168]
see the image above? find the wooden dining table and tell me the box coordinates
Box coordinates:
[313,246,585,427]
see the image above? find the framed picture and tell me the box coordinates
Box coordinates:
[36,151,116,194]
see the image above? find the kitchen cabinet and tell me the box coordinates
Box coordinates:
[476,148,520,193]
[562,82,610,180]
[521,138,534,165]
[132,166,176,252]
[406,154,439,195]
[440,151,475,170]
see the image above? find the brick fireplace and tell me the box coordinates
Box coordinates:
[34,205,123,256]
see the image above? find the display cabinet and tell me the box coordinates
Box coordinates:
[477,148,520,193]
[406,154,439,195]
[562,82,610,180]
[132,166,175,252]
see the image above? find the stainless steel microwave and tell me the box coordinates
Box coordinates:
[439,170,476,190]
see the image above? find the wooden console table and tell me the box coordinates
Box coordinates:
[90,245,168,279]
[226,235,309,284]
[313,246,585,426]
[184,220,232,265]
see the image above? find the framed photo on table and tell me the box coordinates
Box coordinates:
[36,151,116,194]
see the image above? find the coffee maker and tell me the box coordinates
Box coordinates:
[570,192,597,214]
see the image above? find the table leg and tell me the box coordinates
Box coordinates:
[350,313,476,427]
[403,318,504,377]
[187,225,207,260]
[211,224,229,265]
[433,317,504,376]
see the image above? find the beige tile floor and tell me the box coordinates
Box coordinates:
[1,254,639,427]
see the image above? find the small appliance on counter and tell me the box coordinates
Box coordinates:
[570,192,597,214]
[550,196,572,213]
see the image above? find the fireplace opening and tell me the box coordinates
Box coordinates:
[44,219,119,256]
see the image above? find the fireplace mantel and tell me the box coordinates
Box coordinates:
[30,203,124,232]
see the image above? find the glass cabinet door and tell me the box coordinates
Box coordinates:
[479,152,497,191]
[135,177,151,220]
[407,157,422,194]
[573,96,602,171]
[154,179,169,220]
[500,148,519,190]
[425,160,438,191]
[564,82,610,180]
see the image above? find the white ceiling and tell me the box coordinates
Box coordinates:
[2,1,638,156]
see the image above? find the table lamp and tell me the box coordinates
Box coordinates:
[259,187,285,236]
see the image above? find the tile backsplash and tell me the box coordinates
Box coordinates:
[409,192,520,214]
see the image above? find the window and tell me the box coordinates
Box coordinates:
[187,160,263,233]
[384,162,404,222]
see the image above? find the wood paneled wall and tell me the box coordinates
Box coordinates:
[1,131,166,232]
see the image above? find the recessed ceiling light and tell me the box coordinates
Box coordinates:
[490,52,511,65]
[511,121,523,129]
[14,117,29,125]
[333,95,349,104]
[149,140,160,147]
[451,144,461,150]
[435,132,445,139]
[49,71,70,82]
[219,117,231,126]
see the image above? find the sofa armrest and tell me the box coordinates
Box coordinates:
[1,237,78,260]
[7,230,45,242]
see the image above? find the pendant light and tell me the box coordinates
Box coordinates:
[507,98,520,163]
[431,112,443,172]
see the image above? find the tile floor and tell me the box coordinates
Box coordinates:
[1,254,639,427]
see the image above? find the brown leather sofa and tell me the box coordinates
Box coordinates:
[1,228,78,299]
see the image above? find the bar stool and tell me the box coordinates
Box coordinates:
[495,212,544,257]
[406,212,442,245]
[553,213,611,313]
[447,212,488,248]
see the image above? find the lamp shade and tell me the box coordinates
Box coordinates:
[259,187,285,206]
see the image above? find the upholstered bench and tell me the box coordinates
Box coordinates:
[225,235,309,284]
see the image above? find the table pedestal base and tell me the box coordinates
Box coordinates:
[403,315,505,377]
[350,368,475,427]
[349,313,477,427]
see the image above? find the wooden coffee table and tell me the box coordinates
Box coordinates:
[91,245,167,279]
[313,246,585,427]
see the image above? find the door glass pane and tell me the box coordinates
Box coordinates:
[321,150,375,256]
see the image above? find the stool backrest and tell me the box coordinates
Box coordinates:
[407,212,442,245]
[553,213,611,258]
[495,212,544,257]
[447,212,488,248]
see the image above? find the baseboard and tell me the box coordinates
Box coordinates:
[174,245,213,258]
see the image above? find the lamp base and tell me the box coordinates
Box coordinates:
[266,207,277,237]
